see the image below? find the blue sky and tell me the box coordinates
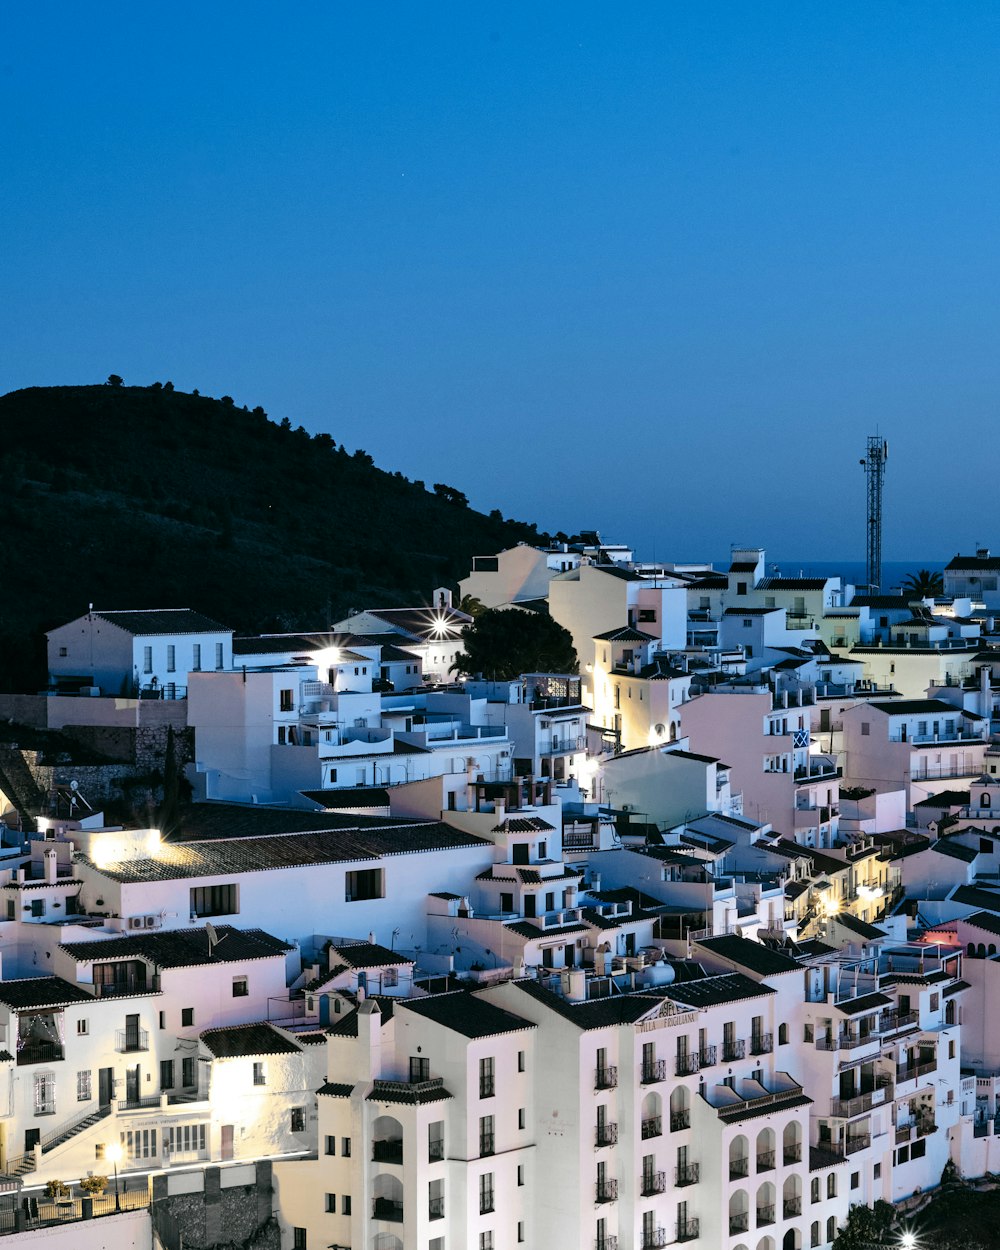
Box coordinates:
[3,3,998,561]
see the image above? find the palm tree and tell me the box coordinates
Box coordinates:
[900,569,943,598]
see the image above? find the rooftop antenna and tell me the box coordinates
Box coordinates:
[860,435,888,592]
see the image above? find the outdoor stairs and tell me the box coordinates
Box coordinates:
[5,1106,111,1178]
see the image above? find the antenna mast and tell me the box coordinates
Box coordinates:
[861,435,888,591]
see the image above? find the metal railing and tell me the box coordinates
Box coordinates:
[595,1179,618,1203]
[596,1239,618,1250]
[595,1066,618,1090]
[730,1213,750,1234]
[428,1196,444,1219]
[117,1095,160,1113]
[722,1039,746,1061]
[896,1060,936,1084]
[115,1028,149,1054]
[641,1170,666,1196]
[676,1052,700,1076]
[372,1197,403,1222]
[641,1116,662,1140]
[757,1205,775,1226]
[641,1059,667,1084]
[698,1045,717,1067]
[479,1077,495,1098]
[595,1124,618,1148]
[479,1133,495,1157]
[674,1220,697,1243]
[96,976,159,998]
[372,1139,403,1164]
[783,1143,802,1164]
[729,1155,749,1179]
[675,1162,699,1186]
[16,1042,63,1067]
[750,1033,773,1055]
[756,1150,775,1171]
[845,1134,871,1155]
[784,1197,802,1217]
[671,1110,691,1131]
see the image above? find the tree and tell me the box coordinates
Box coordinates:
[434,482,469,507]
[831,1200,897,1250]
[451,609,577,679]
[106,374,123,387]
[457,594,485,618]
[901,569,944,598]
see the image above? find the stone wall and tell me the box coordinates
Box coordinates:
[151,1163,277,1250]
[0,695,47,729]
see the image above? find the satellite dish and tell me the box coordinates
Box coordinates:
[69,780,79,791]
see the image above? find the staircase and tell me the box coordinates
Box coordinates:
[0,747,47,831]
[4,1106,111,1178]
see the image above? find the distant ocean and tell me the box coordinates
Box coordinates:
[710,560,939,592]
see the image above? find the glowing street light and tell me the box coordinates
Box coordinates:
[106,1141,123,1211]
[899,1234,917,1250]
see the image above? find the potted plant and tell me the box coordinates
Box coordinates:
[44,1180,70,1201]
[80,1175,107,1197]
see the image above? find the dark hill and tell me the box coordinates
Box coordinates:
[0,383,549,691]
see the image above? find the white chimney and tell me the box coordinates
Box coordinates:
[43,848,57,885]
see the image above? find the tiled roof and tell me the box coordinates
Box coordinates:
[505,921,590,940]
[398,992,535,1039]
[329,942,413,969]
[756,577,831,590]
[232,634,325,655]
[60,926,292,968]
[867,698,974,716]
[327,996,397,1036]
[946,555,1000,570]
[961,911,1000,938]
[951,884,1000,912]
[367,1077,453,1105]
[718,1092,813,1124]
[931,839,978,863]
[318,1082,354,1097]
[831,913,887,940]
[913,791,971,808]
[201,1022,300,1058]
[0,977,94,1010]
[592,626,657,642]
[362,606,471,641]
[660,971,777,1009]
[835,992,892,1016]
[80,823,490,884]
[299,788,391,809]
[512,979,670,1030]
[170,803,438,841]
[492,818,555,833]
[696,935,803,976]
[90,609,230,636]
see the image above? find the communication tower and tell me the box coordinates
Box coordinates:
[860,435,888,591]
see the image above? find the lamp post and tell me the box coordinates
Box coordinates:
[106,1142,122,1212]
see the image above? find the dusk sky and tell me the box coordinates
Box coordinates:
[3,3,999,562]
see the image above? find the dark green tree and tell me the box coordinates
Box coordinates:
[901,569,944,597]
[452,609,577,679]
[106,374,123,387]
[831,1200,897,1250]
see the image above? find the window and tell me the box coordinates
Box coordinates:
[479,1172,495,1214]
[166,645,176,673]
[325,1135,336,1155]
[480,1114,495,1156]
[341,1137,351,1157]
[429,1121,444,1162]
[190,884,238,917]
[181,1008,194,1027]
[215,643,224,670]
[518,1107,526,1130]
[518,1050,525,1073]
[874,1162,881,1180]
[538,841,547,859]
[811,1177,820,1204]
[77,1019,89,1036]
[293,1231,307,1250]
[827,1217,837,1243]
[517,1164,524,1187]
[182,1057,196,1087]
[325,1194,336,1213]
[950,1040,956,1059]
[158,1011,166,1030]
[811,1221,821,1247]
[253,1062,266,1086]
[192,644,201,671]
[803,1023,814,1043]
[778,1022,788,1045]
[480,1056,495,1098]
[58,646,67,657]
[518,1220,525,1243]
[290,1108,306,1133]
[77,1070,92,1102]
[850,1171,859,1190]
[383,967,397,988]
[410,1056,430,1082]
[827,1174,837,1199]
[233,976,248,998]
[143,646,153,674]
[345,868,384,902]
[31,899,45,918]
[33,1072,55,1116]
[341,1195,351,1215]
[280,688,294,712]
[160,1060,174,1090]
[479,1232,495,1250]
[930,993,939,1012]
[861,722,870,736]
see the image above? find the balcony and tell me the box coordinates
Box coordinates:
[644,1229,669,1249]
[595,1179,618,1204]
[480,1192,495,1215]
[675,1162,699,1187]
[730,1155,749,1180]
[756,1150,775,1172]
[480,1077,495,1098]
[595,1123,618,1148]
[784,1198,802,1218]
[730,1213,750,1234]
[641,1116,662,1140]
[641,1170,667,1196]
[845,1134,871,1155]
[675,1220,698,1243]
[896,1059,936,1085]
[750,1033,773,1056]
[757,1205,775,1227]
[16,1041,63,1066]
[722,1039,746,1062]
[641,1059,667,1084]
[428,1196,444,1220]
[372,1139,403,1164]
[596,1240,618,1250]
[428,1140,444,1163]
[671,1110,691,1131]
[830,1081,893,1119]
[676,1052,700,1076]
[117,1095,161,1113]
[881,1009,918,1034]
[783,1144,802,1164]
[115,1027,149,1054]
[595,1065,618,1090]
[479,1133,495,1157]
[698,1045,717,1068]
[96,975,159,998]
[372,1198,403,1222]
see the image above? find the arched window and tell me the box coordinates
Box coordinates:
[982,793,992,808]
[641,1091,662,1139]
[827,1216,837,1243]
[756,1127,776,1171]
[827,1174,837,1199]
[782,1122,802,1165]
[990,945,997,957]
[730,1134,750,1180]
[979,943,987,957]
[729,1190,750,1236]
[810,1177,820,1204]
[670,1085,689,1131]
[756,1181,776,1227]
[778,1022,788,1045]
[810,1222,820,1248]
[969,943,977,955]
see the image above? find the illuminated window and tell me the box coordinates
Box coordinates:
[253,1063,266,1086]
[77,1070,91,1102]
[190,884,238,917]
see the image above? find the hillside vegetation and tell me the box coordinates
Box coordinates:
[0,382,548,690]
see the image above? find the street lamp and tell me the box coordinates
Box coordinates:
[106,1142,123,1212]
[899,1235,917,1250]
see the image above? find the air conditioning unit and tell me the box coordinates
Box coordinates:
[143,915,158,929]
[128,916,144,930]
